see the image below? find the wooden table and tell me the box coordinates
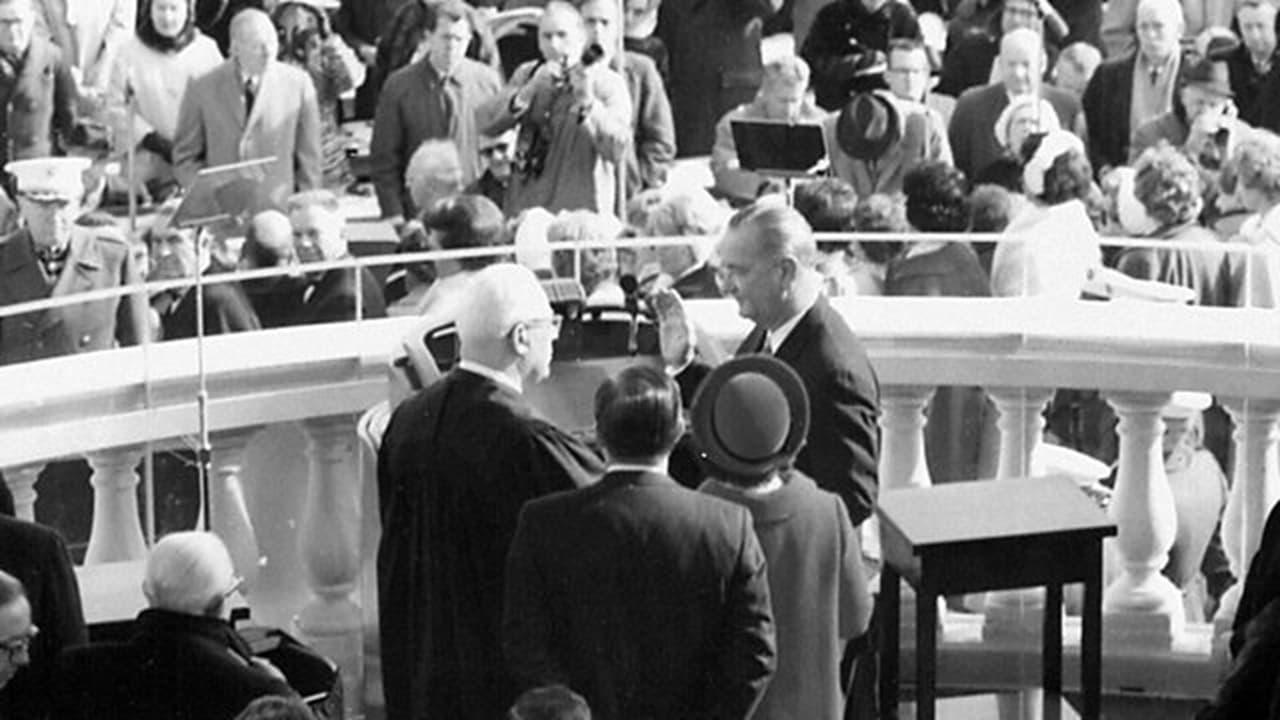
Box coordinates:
[878,476,1116,720]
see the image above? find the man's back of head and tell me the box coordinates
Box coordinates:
[594,365,684,465]
[142,532,238,619]
[457,263,558,384]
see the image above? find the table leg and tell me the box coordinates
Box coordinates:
[917,580,937,720]
[1082,549,1103,719]
[1043,582,1063,697]
[880,567,900,718]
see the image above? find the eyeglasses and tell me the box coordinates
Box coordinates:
[480,144,512,158]
[520,315,563,338]
[222,575,245,600]
[0,625,37,663]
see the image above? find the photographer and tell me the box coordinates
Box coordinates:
[272,0,365,188]
[1130,54,1251,169]
[478,0,631,216]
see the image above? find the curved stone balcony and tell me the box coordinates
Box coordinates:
[2,237,1278,718]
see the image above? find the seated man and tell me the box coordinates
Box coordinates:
[288,190,388,325]
[826,86,951,198]
[711,55,826,204]
[145,214,261,340]
[0,570,33,694]
[0,515,85,719]
[466,130,516,210]
[1130,55,1249,168]
[56,532,296,720]
[695,355,872,720]
[504,364,776,719]
[642,188,729,299]
[239,210,306,329]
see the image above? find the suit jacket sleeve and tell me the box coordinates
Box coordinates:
[52,58,77,152]
[810,364,880,526]
[114,236,150,348]
[947,93,974,179]
[370,76,407,219]
[173,79,207,188]
[477,63,533,137]
[633,60,676,189]
[294,72,323,191]
[502,504,568,692]
[836,497,873,638]
[713,510,776,719]
[25,525,88,717]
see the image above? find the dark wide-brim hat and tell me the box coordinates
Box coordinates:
[1179,56,1233,98]
[836,91,901,162]
[690,355,810,477]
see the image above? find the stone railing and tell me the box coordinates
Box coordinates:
[2,239,1279,715]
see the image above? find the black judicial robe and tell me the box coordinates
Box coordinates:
[376,368,603,720]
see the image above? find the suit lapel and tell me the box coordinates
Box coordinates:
[218,64,248,133]
[244,63,273,132]
[772,298,822,363]
[53,229,101,300]
[1,230,48,304]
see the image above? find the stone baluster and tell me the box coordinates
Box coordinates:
[1214,398,1280,646]
[298,415,364,719]
[878,385,937,492]
[84,446,148,564]
[988,386,1055,482]
[1103,391,1183,649]
[209,427,264,593]
[982,387,1054,641]
[3,463,45,522]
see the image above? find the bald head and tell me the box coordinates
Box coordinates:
[1136,0,1184,63]
[1000,27,1045,95]
[242,210,295,268]
[230,8,278,76]
[143,532,237,617]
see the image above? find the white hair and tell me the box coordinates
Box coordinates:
[142,532,236,616]
[456,263,552,343]
[405,139,464,214]
[1136,0,1184,26]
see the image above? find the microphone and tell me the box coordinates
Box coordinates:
[620,274,640,356]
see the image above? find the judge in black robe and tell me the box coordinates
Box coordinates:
[375,263,603,720]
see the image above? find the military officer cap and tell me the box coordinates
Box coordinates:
[6,156,91,204]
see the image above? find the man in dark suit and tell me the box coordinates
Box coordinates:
[657,0,781,155]
[0,515,87,720]
[0,157,149,365]
[377,262,603,720]
[1229,0,1278,127]
[0,0,76,173]
[655,199,881,526]
[949,27,1081,180]
[369,0,502,223]
[1083,0,1185,173]
[504,364,776,720]
[144,222,260,341]
[287,190,387,325]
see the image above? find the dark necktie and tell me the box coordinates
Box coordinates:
[438,74,456,136]
[244,78,257,117]
[37,246,68,278]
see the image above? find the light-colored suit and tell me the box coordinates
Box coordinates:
[173,60,323,210]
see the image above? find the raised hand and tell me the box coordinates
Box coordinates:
[652,288,696,371]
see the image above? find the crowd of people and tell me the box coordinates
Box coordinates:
[4,0,1280,716]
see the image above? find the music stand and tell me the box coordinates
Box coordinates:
[171,157,275,532]
[730,119,828,203]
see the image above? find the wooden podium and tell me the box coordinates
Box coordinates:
[877,476,1116,720]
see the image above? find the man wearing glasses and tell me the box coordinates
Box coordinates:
[0,514,85,719]
[377,262,603,720]
[0,570,35,691]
